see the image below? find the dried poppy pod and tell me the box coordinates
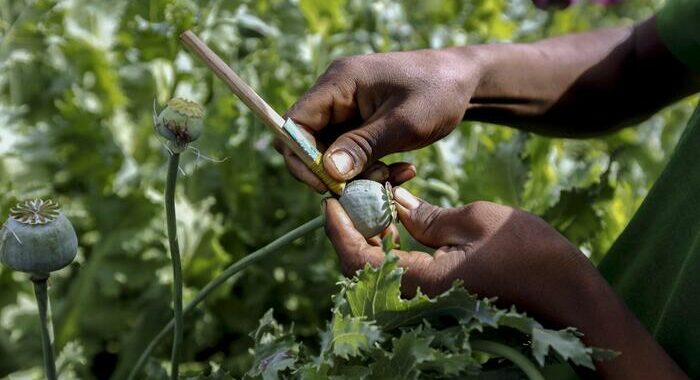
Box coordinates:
[0,199,78,279]
[339,180,397,238]
[155,97,205,153]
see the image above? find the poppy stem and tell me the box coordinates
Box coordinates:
[32,276,58,380]
[165,153,184,380]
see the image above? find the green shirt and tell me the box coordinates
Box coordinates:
[598,0,700,376]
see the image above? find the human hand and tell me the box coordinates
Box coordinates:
[323,186,603,324]
[325,186,692,379]
[278,49,479,192]
[324,188,689,378]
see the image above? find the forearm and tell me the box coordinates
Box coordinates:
[561,274,687,379]
[458,17,699,137]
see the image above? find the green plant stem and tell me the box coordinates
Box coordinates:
[472,340,545,380]
[32,277,57,380]
[165,153,183,380]
[127,215,325,380]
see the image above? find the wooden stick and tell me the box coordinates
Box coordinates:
[179,30,345,194]
[179,31,288,142]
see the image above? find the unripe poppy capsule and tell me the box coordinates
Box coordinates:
[339,180,397,238]
[155,98,205,153]
[0,199,78,279]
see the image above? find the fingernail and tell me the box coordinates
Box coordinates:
[403,164,417,177]
[329,150,354,176]
[393,166,417,184]
[321,198,328,212]
[366,166,389,181]
[394,187,420,210]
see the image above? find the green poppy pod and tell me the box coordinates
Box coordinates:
[155,98,205,153]
[0,199,78,279]
[339,180,397,238]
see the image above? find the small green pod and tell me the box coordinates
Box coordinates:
[155,98,205,153]
[339,180,396,238]
[0,199,78,279]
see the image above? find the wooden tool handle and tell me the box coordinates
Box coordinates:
[179,31,292,144]
[179,30,346,194]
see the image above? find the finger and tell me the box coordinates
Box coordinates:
[387,162,416,185]
[361,161,390,182]
[281,146,328,193]
[392,186,470,248]
[285,60,358,132]
[324,199,435,296]
[365,223,400,248]
[380,223,402,248]
[367,235,382,247]
[323,117,401,181]
[273,138,284,154]
[358,161,416,185]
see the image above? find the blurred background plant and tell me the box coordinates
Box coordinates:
[0,0,696,378]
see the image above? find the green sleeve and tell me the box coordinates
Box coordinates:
[656,0,700,73]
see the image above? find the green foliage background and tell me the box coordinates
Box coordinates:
[0,0,696,378]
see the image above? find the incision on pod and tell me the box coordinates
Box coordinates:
[154,97,205,153]
[0,199,78,279]
[339,180,397,238]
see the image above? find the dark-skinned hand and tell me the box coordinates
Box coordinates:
[323,186,601,325]
[276,49,478,192]
[323,186,688,379]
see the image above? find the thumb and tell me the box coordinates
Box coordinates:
[323,118,397,181]
[393,187,470,248]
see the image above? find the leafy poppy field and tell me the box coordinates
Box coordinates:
[0,0,697,379]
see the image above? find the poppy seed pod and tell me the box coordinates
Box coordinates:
[155,98,205,153]
[339,180,397,238]
[0,199,78,279]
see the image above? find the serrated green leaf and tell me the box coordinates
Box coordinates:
[381,233,396,252]
[297,363,330,380]
[343,254,500,330]
[427,325,464,352]
[299,358,371,379]
[419,350,477,377]
[320,312,383,360]
[330,365,371,380]
[532,327,593,369]
[366,353,399,380]
[497,307,542,335]
[368,329,435,380]
[393,329,435,365]
[542,174,615,252]
[338,255,605,373]
[247,309,298,380]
